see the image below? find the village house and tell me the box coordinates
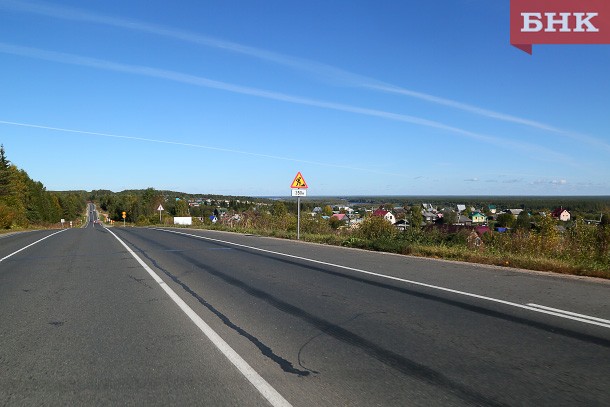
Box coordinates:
[394,219,409,231]
[331,213,348,222]
[457,214,472,226]
[422,203,435,212]
[422,210,438,223]
[373,209,396,224]
[470,211,487,224]
[505,209,523,218]
[551,207,571,222]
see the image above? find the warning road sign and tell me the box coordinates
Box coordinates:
[290,172,308,189]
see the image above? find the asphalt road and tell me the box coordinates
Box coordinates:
[1,218,609,405]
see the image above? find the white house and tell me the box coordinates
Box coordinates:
[551,208,571,222]
[470,212,487,223]
[373,209,396,224]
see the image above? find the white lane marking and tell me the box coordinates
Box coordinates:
[155,228,610,330]
[527,303,610,325]
[0,229,68,263]
[105,227,292,407]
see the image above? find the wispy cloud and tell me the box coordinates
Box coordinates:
[2,0,608,152]
[0,42,573,164]
[532,179,568,185]
[0,119,418,178]
[502,179,524,184]
[366,83,610,153]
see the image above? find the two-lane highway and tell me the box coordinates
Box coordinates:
[0,224,270,406]
[1,219,609,405]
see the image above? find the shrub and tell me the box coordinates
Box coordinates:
[357,216,397,240]
[0,203,16,229]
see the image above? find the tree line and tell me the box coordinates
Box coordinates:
[91,188,259,224]
[0,145,86,229]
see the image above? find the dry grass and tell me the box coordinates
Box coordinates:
[167,222,610,280]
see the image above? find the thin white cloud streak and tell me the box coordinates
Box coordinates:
[367,84,610,153]
[0,42,572,164]
[0,0,370,86]
[2,0,607,152]
[0,120,410,179]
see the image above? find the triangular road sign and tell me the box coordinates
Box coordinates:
[290,172,308,189]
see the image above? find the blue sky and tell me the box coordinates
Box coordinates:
[0,0,609,197]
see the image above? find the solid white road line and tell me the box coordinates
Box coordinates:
[105,227,292,407]
[0,229,67,263]
[155,228,610,330]
[527,303,610,325]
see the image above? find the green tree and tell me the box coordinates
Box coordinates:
[271,201,288,217]
[328,216,345,230]
[358,216,397,240]
[408,206,423,228]
[0,145,8,168]
[440,209,458,225]
[174,199,190,217]
[514,211,531,230]
[0,144,10,197]
[0,146,71,227]
[597,214,610,256]
[2,165,28,226]
[496,213,515,228]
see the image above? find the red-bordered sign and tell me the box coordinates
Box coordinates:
[290,172,308,189]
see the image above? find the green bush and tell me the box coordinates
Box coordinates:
[357,216,397,240]
[0,203,16,229]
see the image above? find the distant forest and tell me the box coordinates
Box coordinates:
[1,143,609,229]
[0,145,86,229]
[337,196,610,221]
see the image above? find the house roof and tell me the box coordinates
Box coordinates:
[551,207,569,217]
[331,213,347,221]
[475,226,491,235]
[458,215,471,223]
[373,209,390,217]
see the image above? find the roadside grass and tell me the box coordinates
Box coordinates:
[0,224,62,234]
[162,221,609,280]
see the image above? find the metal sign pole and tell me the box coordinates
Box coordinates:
[297,197,301,240]
[290,172,308,241]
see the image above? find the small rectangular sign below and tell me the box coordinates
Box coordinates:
[291,189,307,197]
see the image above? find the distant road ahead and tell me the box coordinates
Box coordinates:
[1,217,609,405]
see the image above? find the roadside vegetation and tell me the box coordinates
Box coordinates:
[0,145,86,230]
[1,145,608,278]
[179,206,610,280]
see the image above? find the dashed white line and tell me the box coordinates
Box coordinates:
[154,228,610,330]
